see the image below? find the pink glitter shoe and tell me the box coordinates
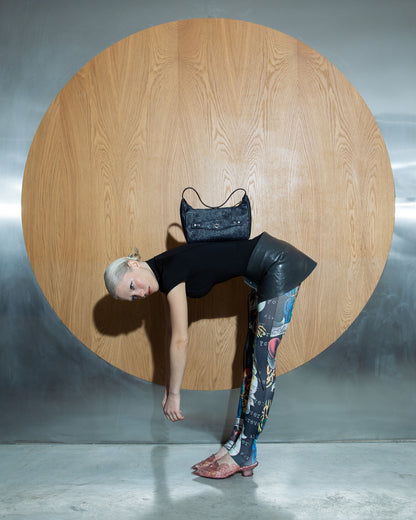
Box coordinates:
[195,460,258,479]
[191,454,217,471]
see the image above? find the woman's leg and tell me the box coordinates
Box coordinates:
[228,286,299,466]
[223,290,258,451]
[192,291,257,470]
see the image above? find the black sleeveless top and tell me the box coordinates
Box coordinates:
[146,233,317,300]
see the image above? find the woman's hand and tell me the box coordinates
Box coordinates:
[162,390,184,422]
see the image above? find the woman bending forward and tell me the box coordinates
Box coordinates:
[104,232,316,479]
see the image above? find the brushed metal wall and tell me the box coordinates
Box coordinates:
[1,0,415,443]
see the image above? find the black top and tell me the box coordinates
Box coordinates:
[146,232,317,300]
[147,236,260,298]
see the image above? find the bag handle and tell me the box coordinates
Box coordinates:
[181,187,247,209]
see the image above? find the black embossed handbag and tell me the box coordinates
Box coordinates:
[180,187,251,243]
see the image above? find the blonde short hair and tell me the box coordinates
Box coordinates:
[104,248,140,298]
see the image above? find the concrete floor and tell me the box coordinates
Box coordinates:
[0,442,415,520]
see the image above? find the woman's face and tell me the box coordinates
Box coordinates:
[115,261,159,301]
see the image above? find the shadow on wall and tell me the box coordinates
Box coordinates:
[93,229,251,388]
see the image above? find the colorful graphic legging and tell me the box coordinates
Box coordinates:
[224,286,299,466]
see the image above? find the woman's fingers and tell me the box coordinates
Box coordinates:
[164,408,184,421]
[162,394,183,421]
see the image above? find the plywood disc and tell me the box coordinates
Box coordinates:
[22,19,395,390]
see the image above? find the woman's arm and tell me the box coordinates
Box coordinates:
[163,282,189,421]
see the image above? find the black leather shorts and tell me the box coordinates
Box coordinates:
[245,232,317,301]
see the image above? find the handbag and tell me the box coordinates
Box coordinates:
[180,187,251,243]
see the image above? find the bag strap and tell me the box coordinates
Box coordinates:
[181,187,247,209]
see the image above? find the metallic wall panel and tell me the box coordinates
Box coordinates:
[0,0,415,443]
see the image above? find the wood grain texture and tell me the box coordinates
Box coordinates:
[22,19,395,390]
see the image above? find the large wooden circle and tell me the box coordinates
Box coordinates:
[22,19,394,390]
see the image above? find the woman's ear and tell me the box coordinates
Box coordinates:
[127,259,140,269]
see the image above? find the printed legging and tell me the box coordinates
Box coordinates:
[224,286,299,466]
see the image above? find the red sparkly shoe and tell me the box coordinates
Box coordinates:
[195,460,258,479]
[191,454,217,471]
